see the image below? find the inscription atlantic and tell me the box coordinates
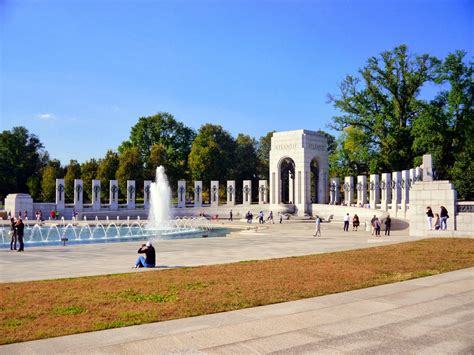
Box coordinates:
[273,142,327,151]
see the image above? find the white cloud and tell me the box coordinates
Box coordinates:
[36,113,56,121]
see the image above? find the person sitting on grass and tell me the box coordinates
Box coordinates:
[134,241,156,268]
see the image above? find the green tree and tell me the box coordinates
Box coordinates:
[119,112,195,187]
[41,160,62,202]
[116,146,143,198]
[328,45,440,173]
[0,127,47,200]
[81,159,99,202]
[64,160,81,203]
[97,150,119,202]
[144,143,168,179]
[256,131,274,180]
[412,50,473,199]
[188,124,236,185]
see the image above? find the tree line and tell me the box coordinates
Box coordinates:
[0,45,472,202]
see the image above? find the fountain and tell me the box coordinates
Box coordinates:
[0,166,228,248]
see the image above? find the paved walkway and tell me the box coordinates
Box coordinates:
[1,220,426,283]
[1,220,472,353]
[1,268,472,354]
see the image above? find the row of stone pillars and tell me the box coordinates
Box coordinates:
[55,179,269,211]
[328,155,434,210]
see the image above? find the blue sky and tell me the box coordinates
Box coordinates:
[1,0,472,164]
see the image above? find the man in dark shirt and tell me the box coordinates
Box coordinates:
[16,218,25,252]
[134,241,156,268]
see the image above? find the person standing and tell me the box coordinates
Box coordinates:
[229,210,233,222]
[440,206,449,230]
[352,214,360,231]
[16,218,25,252]
[374,217,381,236]
[426,207,434,230]
[370,215,377,236]
[434,213,440,230]
[134,241,156,268]
[384,215,392,236]
[343,213,350,232]
[279,212,283,224]
[258,211,264,224]
[313,215,322,237]
[9,218,17,250]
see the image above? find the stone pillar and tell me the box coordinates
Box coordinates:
[210,181,219,206]
[288,172,294,204]
[409,168,416,187]
[56,179,65,210]
[329,177,339,205]
[194,181,202,207]
[343,176,354,206]
[356,175,367,207]
[380,173,392,211]
[109,180,119,211]
[422,154,433,182]
[127,180,136,209]
[258,180,268,204]
[92,180,101,211]
[74,179,83,212]
[369,174,380,208]
[177,180,186,208]
[227,180,236,206]
[392,172,402,214]
[144,180,152,209]
[415,167,422,182]
[243,180,252,205]
[401,170,410,204]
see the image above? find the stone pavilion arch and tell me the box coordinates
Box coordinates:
[269,129,329,215]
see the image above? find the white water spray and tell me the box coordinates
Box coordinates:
[147,166,172,229]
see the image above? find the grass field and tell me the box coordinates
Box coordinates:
[1,238,473,344]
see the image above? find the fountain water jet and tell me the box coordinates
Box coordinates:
[147,166,172,229]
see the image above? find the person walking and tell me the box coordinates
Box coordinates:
[370,215,377,236]
[9,217,17,250]
[440,206,449,230]
[229,210,233,222]
[384,215,392,236]
[258,211,264,224]
[343,213,350,232]
[134,241,156,268]
[426,207,434,230]
[313,215,322,237]
[279,212,283,224]
[16,218,25,252]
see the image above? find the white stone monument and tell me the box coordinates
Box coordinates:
[92,180,101,211]
[258,180,268,204]
[127,180,136,209]
[74,179,83,212]
[269,129,329,215]
[227,180,236,206]
[210,181,219,206]
[4,193,33,219]
[56,178,65,211]
[243,180,252,206]
[144,180,152,209]
[401,170,410,205]
[194,181,202,208]
[109,180,119,211]
[177,180,186,208]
